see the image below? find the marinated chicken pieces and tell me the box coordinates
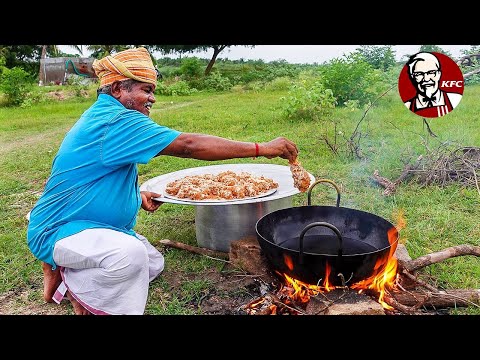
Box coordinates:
[289,159,311,192]
[165,171,278,201]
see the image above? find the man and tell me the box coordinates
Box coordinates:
[404,52,462,117]
[27,47,299,315]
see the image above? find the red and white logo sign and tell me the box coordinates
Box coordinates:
[398,52,464,118]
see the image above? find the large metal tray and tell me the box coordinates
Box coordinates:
[140,163,315,206]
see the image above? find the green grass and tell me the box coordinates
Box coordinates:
[1,84,479,315]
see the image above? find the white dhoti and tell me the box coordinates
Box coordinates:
[51,228,164,315]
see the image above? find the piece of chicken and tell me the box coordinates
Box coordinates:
[289,158,311,192]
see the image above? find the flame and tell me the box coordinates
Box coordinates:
[283,253,294,271]
[323,262,335,292]
[350,220,403,310]
[279,262,336,304]
[349,211,406,309]
[281,273,327,304]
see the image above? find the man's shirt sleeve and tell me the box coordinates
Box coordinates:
[101,110,181,167]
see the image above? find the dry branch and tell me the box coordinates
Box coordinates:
[385,244,480,312]
[372,155,423,195]
[422,118,438,137]
[399,268,439,292]
[456,53,480,67]
[416,146,480,188]
[464,67,480,78]
[373,146,480,194]
[401,244,480,272]
[372,170,397,195]
[384,291,424,314]
[158,239,229,260]
[390,288,480,308]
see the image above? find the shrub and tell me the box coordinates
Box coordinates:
[264,76,292,91]
[201,72,233,91]
[281,80,337,121]
[0,66,35,107]
[155,80,198,96]
[317,53,381,107]
[179,57,203,79]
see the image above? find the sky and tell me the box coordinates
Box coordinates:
[58,45,471,64]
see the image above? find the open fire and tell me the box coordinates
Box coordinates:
[246,212,406,315]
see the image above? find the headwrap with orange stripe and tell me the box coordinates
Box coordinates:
[92,47,157,88]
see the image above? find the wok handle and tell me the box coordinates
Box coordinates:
[307,179,341,207]
[298,221,343,264]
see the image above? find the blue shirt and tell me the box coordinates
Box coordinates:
[27,94,181,268]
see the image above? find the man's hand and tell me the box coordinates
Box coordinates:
[261,137,299,162]
[140,191,163,212]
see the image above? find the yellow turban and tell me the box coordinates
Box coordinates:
[92,47,157,88]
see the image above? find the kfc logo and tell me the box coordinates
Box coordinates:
[398,52,464,118]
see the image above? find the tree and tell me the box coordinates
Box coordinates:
[86,45,132,59]
[355,45,396,71]
[148,45,255,76]
[419,45,451,58]
[461,45,480,56]
[0,45,43,75]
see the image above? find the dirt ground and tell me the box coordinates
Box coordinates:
[161,266,270,315]
[0,264,268,316]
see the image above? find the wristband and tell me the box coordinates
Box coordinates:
[253,143,259,159]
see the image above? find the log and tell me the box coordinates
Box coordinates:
[158,239,229,260]
[372,170,396,195]
[390,288,480,308]
[384,292,423,314]
[401,244,480,272]
[372,156,423,196]
[464,67,480,78]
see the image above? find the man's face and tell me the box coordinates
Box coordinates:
[119,82,156,116]
[412,60,441,98]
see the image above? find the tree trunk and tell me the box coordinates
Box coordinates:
[204,45,227,76]
[38,45,47,86]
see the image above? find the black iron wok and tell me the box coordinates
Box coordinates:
[255,179,398,286]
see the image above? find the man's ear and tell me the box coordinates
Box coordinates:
[110,81,123,99]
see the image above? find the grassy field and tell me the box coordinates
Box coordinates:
[1,83,479,315]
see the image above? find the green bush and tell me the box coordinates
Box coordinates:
[281,80,337,121]
[0,66,35,107]
[317,53,381,107]
[355,45,397,71]
[156,80,198,96]
[264,76,293,91]
[179,57,203,79]
[240,81,264,92]
[200,72,233,91]
[157,66,182,79]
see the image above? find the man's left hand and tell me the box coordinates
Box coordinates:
[140,191,163,212]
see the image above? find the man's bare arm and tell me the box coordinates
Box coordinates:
[158,133,299,162]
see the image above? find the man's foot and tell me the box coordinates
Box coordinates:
[42,262,61,303]
[66,291,92,315]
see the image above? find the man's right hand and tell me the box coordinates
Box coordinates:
[260,137,299,162]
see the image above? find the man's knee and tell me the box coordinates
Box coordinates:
[105,240,149,278]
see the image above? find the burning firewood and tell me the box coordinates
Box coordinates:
[159,236,480,315]
[242,292,305,315]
